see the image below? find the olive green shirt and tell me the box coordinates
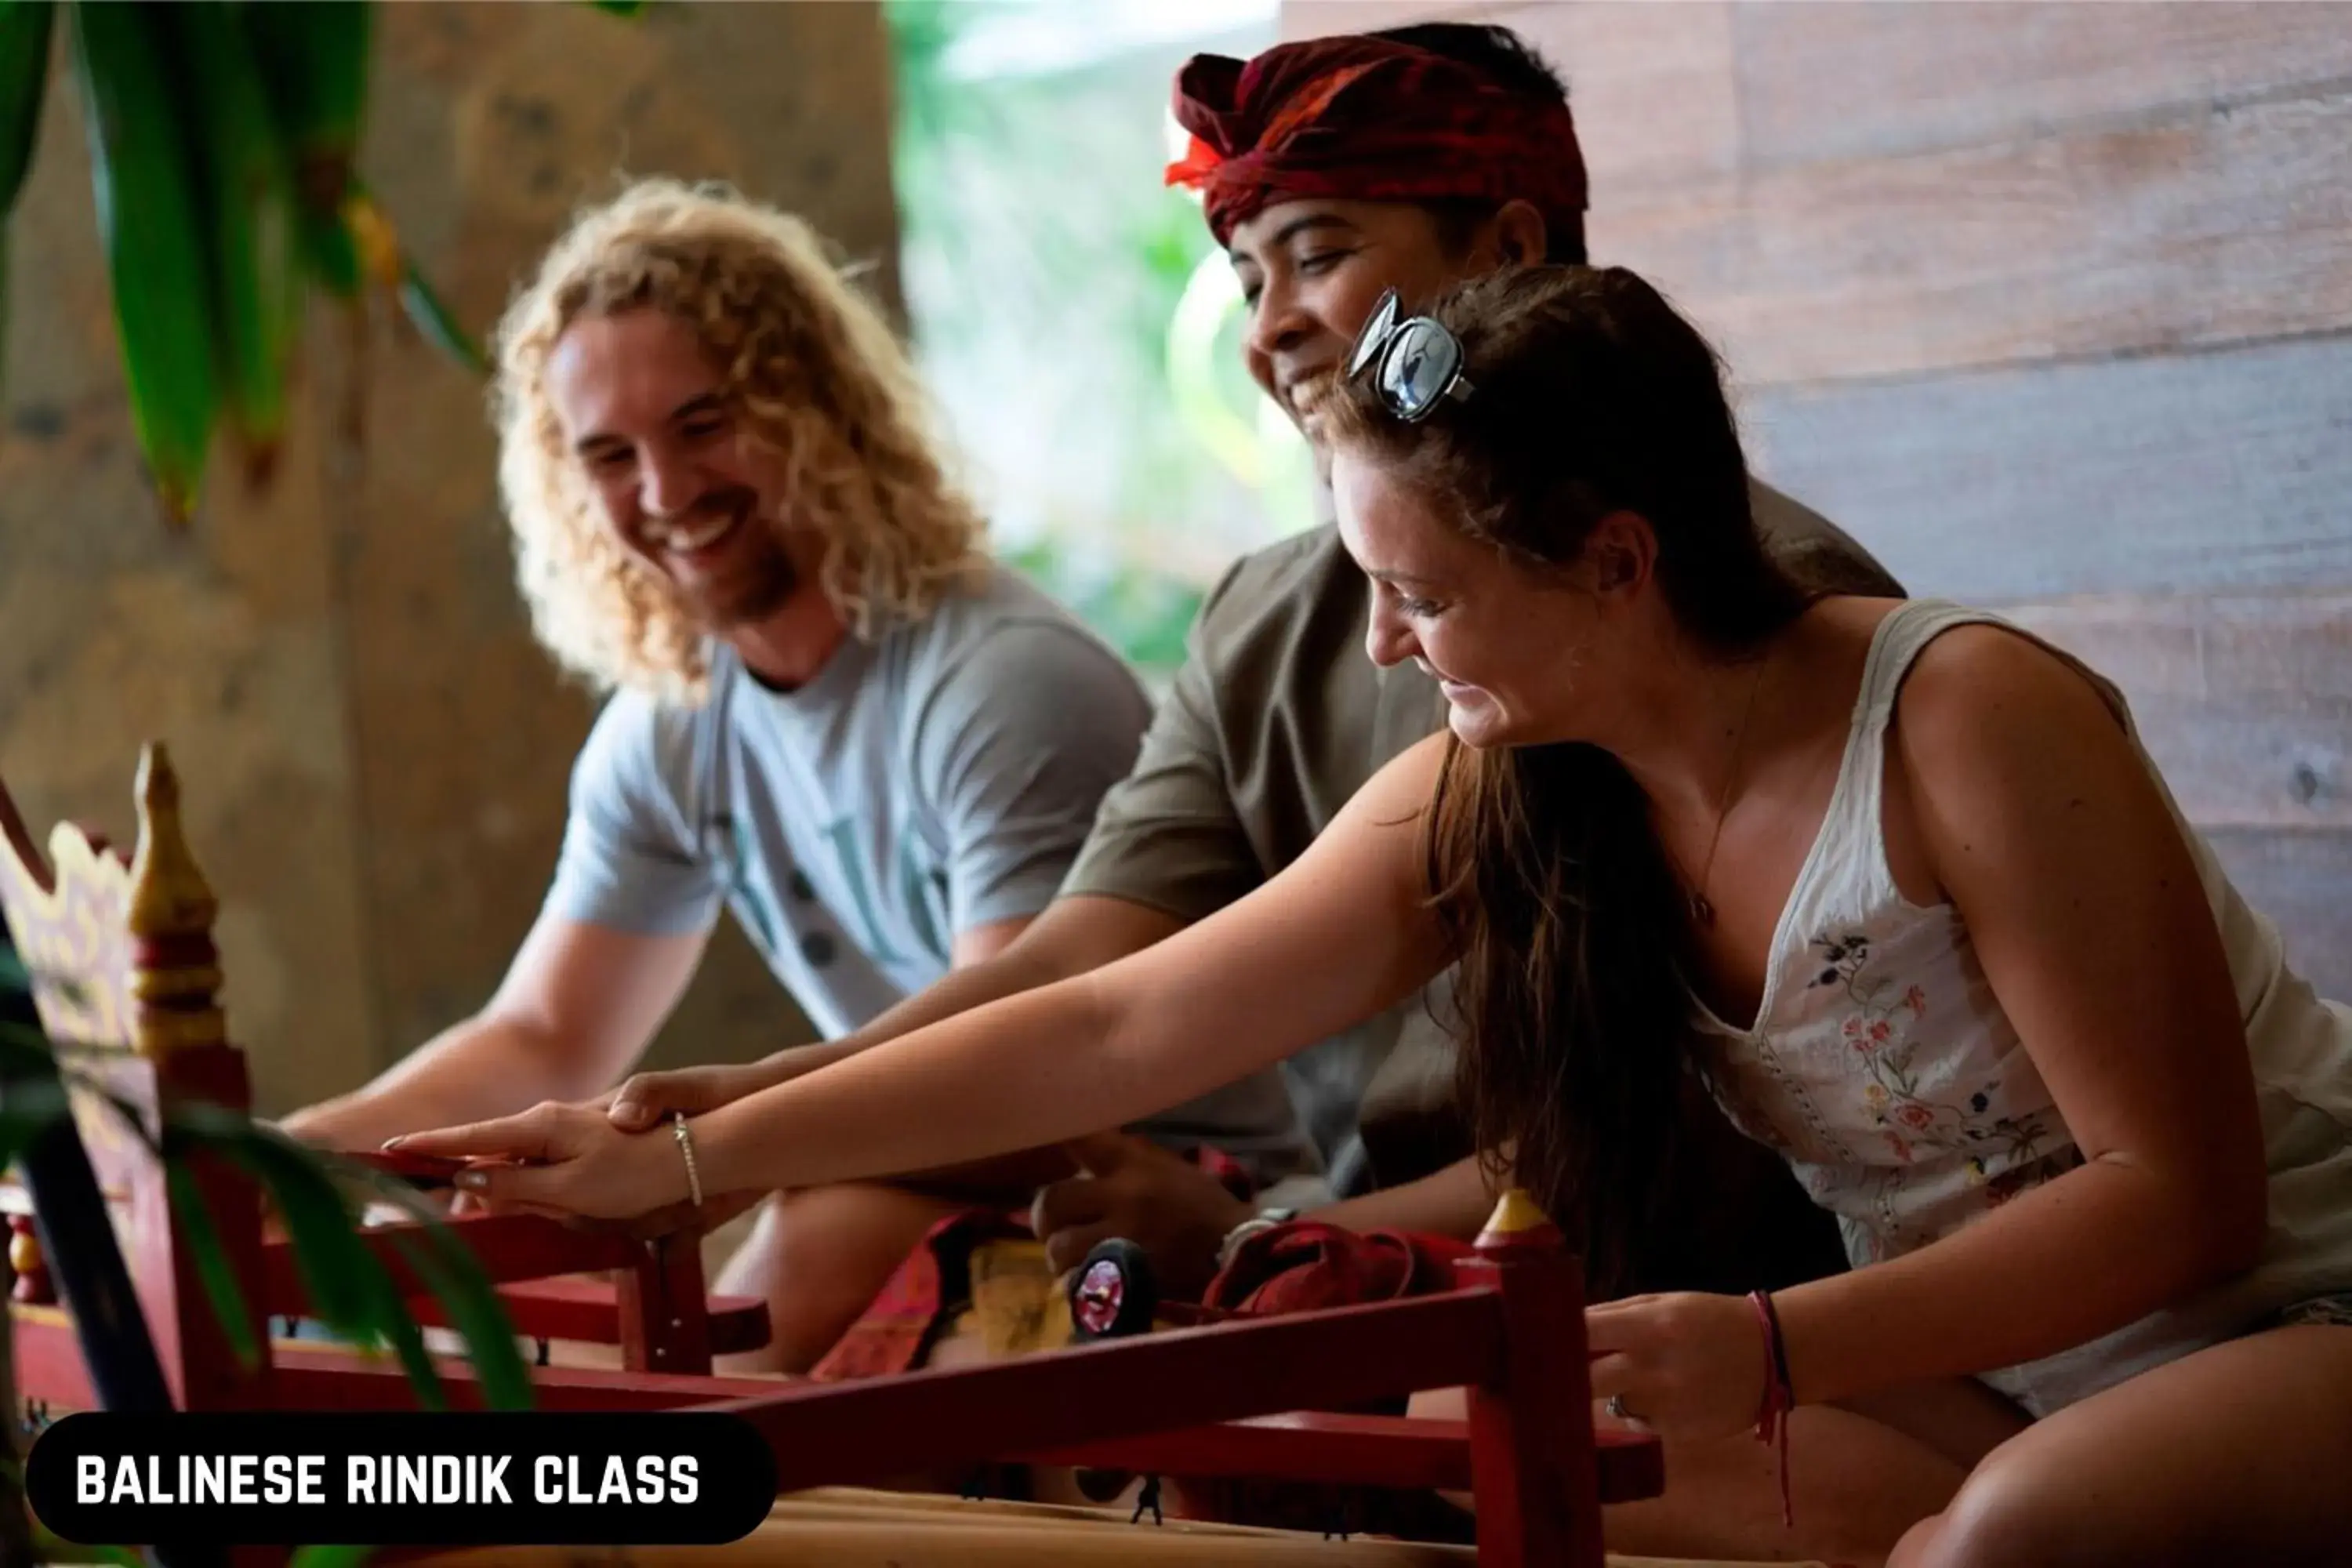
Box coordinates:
[1062,480,1904,1200]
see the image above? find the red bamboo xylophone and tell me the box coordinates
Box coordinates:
[5,745,1693,1567]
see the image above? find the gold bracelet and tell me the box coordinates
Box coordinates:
[670,1111,704,1209]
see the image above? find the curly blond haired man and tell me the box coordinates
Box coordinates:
[285,179,1308,1370]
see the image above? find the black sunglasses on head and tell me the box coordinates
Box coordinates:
[1347,289,1475,423]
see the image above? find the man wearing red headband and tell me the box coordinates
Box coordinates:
[606,31,1935,1543]
[1166,28,1592,259]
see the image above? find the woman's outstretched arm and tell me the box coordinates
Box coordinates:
[394,735,1456,1219]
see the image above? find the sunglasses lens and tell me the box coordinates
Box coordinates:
[1379,321,1460,419]
[1348,291,1401,378]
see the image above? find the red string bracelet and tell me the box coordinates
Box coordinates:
[1747,1288,1795,1527]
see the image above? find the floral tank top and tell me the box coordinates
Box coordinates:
[1691,600,2352,1417]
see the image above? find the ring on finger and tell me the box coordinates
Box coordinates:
[1605,1394,1633,1421]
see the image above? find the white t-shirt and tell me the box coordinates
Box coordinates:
[544,563,1318,1174]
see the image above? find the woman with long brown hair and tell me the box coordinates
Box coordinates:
[400,264,2352,1566]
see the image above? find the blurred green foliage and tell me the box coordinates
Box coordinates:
[882,0,1301,682]
[0,0,495,528]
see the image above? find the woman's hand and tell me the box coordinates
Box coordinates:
[601,1051,824,1133]
[1585,1291,1769,1443]
[386,1102,691,1221]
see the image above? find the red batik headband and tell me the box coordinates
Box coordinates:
[1165,36,1588,249]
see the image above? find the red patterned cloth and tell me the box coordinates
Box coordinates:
[806,1208,1032,1383]
[1177,1221,1483,1542]
[1165,35,1587,246]
[1203,1220,1475,1317]
[813,1205,1485,1540]
[806,1148,1261,1382]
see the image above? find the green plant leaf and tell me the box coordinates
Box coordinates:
[0,0,55,216]
[0,0,52,398]
[33,1519,142,1566]
[197,1120,448,1406]
[291,1545,376,1567]
[235,0,369,161]
[0,1019,133,1073]
[0,1073,70,1167]
[236,0,368,298]
[0,1018,49,1072]
[67,0,220,525]
[397,257,485,376]
[385,1228,530,1411]
[70,1084,532,1414]
[170,1105,532,1410]
[361,1181,532,1411]
[296,196,363,298]
[78,1090,458,1409]
[169,0,302,472]
[162,1157,261,1370]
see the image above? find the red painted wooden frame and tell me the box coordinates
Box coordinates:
[5,747,1665,1566]
[1,748,764,1403]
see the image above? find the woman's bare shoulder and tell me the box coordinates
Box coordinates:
[1896,616,2121,753]
[1882,614,2148,873]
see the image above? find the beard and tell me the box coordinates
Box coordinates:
[644,486,803,629]
[698,538,798,627]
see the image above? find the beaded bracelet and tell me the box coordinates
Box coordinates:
[671,1111,705,1210]
[1748,1288,1795,1527]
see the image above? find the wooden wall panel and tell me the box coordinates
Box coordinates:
[2000,594,2352,831]
[1602,85,2352,386]
[1280,0,1483,39]
[1742,331,2352,599]
[1468,1,1737,191]
[1734,2,2352,169]
[1284,1,1739,192]
[2205,829,2352,1004]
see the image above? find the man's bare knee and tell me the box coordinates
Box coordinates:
[782,1182,925,1255]
[721,1182,968,1374]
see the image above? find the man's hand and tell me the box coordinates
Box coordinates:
[604,1055,818,1132]
[1030,1131,1254,1300]
[274,1098,379,1152]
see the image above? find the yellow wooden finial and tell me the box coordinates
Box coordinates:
[1482,1187,1554,1237]
[9,1221,41,1279]
[125,742,226,1058]
[127,744,212,930]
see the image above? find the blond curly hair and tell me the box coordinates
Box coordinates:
[489,177,988,702]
